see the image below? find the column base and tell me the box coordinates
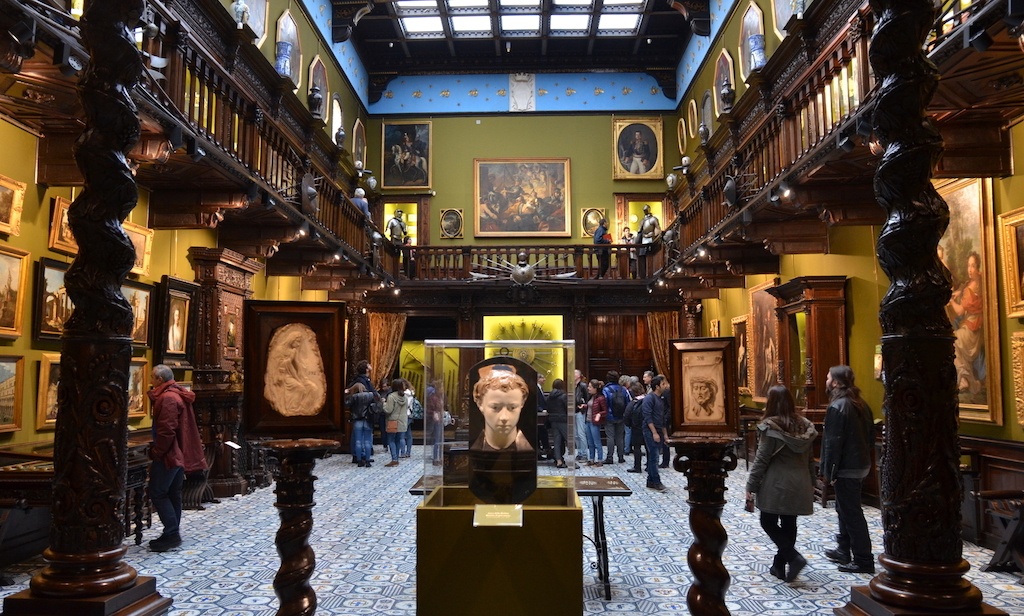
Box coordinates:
[209,476,247,498]
[835,586,1007,616]
[3,576,171,616]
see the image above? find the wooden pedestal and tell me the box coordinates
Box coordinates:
[3,576,171,616]
[417,487,582,616]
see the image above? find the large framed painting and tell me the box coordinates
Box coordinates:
[0,245,29,340]
[0,355,24,432]
[748,277,780,402]
[36,352,60,430]
[382,121,431,189]
[668,337,738,436]
[998,205,1024,318]
[48,196,77,256]
[34,258,72,342]
[613,118,663,180]
[732,315,749,394]
[127,358,148,418]
[123,220,154,277]
[474,158,571,237]
[937,177,1002,424]
[0,173,26,236]
[122,279,154,348]
[155,276,200,369]
[243,300,346,437]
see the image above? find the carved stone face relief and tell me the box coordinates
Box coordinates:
[263,322,327,417]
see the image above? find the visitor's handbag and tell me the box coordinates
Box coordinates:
[386,419,399,433]
[744,495,756,513]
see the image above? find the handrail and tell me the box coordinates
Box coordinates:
[407,244,659,282]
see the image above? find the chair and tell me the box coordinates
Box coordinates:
[974,490,1024,579]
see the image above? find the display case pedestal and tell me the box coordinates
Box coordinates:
[416,486,582,616]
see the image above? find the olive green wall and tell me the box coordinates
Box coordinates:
[366,114,677,244]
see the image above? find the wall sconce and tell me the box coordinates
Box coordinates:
[966,24,993,52]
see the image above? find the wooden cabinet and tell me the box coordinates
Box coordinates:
[767,276,847,411]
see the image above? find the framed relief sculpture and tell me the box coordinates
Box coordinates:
[475,158,571,237]
[243,301,346,437]
[439,208,464,239]
[128,358,149,418]
[748,278,780,402]
[123,220,154,277]
[0,245,29,339]
[0,355,24,432]
[34,258,72,342]
[613,118,663,180]
[36,352,60,429]
[155,276,199,369]
[382,121,431,189]
[668,337,738,435]
[937,178,1001,424]
[48,196,77,256]
[0,173,25,236]
[998,205,1024,318]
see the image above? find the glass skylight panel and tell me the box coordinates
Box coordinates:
[603,0,644,6]
[395,0,440,14]
[451,15,493,35]
[447,0,489,7]
[402,16,445,35]
[553,0,592,6]
[549,14,590,31]
[499,0,542,7]
[500,14,541,32]
[597,13,639,33]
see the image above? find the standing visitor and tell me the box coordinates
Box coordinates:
[640,375,670,492]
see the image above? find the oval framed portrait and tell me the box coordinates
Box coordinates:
[677,117,687,155]
[440,208,463,239]
[582,207,605,237]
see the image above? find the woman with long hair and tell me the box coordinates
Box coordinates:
[745,385,818,582]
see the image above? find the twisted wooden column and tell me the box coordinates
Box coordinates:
[840,0,1002,613]
[672,438,737,616]
[266,439,339,616]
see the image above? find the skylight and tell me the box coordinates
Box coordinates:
[549,14,590,31]
[597,13,639,33]
[451,15,493,35]
[501,14,541,32]
[402,16,445,36]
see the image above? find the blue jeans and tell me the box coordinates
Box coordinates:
[643,430,662,486]
[402,427,413,456]
[352,419,372,462]
[387,430,401,461]
[149,460,184,538]
[586,422,603,462]
[574,412,587,456]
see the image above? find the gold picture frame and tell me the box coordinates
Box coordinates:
[382,121,432,189]
[612,118,664,180]
[474,158,571,237]
[48,197,78,256]
[123,220,154,277]
[748,278,780,402]
[581,208,605,238]
[1012,332,1024,427]
[731,315,750,395]
[440,208,464,239]
[0,355,25,432]
[36,352,60,430]
[0,244,30,339]
[937,177,1002,424]
[0,173,26,236]
[998,205,1024,318]
[128,358,149,418]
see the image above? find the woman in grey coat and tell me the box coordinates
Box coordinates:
[745,385,818,582]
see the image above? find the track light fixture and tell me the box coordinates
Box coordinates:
[7,18,36,59]
[855,116,873,138]
[769,181,793,205]
[966,24,993,52]
[186,137,206,162]
[52,40,84,77]
[837,129,856,153]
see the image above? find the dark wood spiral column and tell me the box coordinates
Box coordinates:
[671,438,737,616]
[4,0,171,613]
[265,439,339,616]
[839,0,1004,613]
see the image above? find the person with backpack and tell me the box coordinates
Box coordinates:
[624,382,647,474]
[602,371,628,464]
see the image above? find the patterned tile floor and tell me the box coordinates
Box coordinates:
[2,445,1023,615]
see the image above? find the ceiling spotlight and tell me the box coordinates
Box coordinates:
[966,24,993,52]
[506,41,511,53]
[696,246,707,258]
[186,137,206,162]
[7,18,36,59]
[855,116,873,138]
[53,40,85,77]
[837,129,856,153]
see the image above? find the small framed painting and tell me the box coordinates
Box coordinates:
[581,208,605,238]
[0,173,26,236]
[34,258,72,342]
[0,245,30,339]
[48,197,78,256]
[0,355,25,432]
[36,352,61,429]
[122,279,154,347]
[127,358,149,418]
[155,276,199,369]
[998,205,1024,318]
[123,221,154,277]
[440,209,464,239]
[668,337,738,436]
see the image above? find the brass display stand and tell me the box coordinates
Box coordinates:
[416,486,582,616]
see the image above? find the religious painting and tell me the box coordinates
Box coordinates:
[0,173,25,236]
[155,276,199,369]
[937,177,1001,424]
[748,278,780,402]
[36,353,60,430]
[668,337,738,436]
[732,315,750,394]
[998,205,1024,318]
[440,208,464,239]
[48,196,77,256]
[612,118,663,180]
[243,300,346,437]
[127,358,149,418]
[581,208,605,238]
[382,121,431,189]
[467,355,538,504]
[0,355,24,432]
[474,158,571,237]
[122,279,153,347]
[123,220,154,277]
[0,245,29,340]
[34,258,72,342]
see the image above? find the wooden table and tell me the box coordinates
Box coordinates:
[410,474,632,600]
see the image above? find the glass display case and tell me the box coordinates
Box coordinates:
[421,339,576,507]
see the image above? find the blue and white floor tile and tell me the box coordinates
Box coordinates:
[2,445,1022,614]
